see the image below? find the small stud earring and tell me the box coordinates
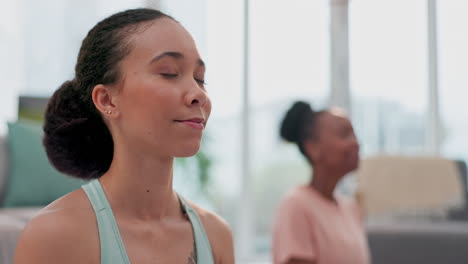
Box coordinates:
[104,110,110,114]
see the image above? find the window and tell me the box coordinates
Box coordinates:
[349,0,429,156]
[0,0,23,134]
[0,0,145,133]
[438,0,468,162]
[249,0,329,257]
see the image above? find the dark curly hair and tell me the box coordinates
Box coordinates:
[279,101,325,160]
[43,8,174,179]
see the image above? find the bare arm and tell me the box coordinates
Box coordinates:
[15,225,58,264]
[15,192,98,264]
[204,212,235,264]
[15,214,85,264]
[216,220,235,264]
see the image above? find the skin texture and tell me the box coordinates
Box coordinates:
[15,17,234,264]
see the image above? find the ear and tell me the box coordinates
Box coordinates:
[303,140,321,162]
[92,84,119,118]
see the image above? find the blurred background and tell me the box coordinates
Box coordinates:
[1,0,468,263]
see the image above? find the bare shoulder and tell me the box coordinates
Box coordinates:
[187,201,235,264]
[188,201,231,236]
[15,188,99,264]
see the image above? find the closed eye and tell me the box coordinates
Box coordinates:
[195,78,206,85]
[161,73,178,78]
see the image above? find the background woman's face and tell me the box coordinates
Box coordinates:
[310,110,360,174]
[111,18,211,159]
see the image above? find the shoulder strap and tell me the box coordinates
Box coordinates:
[178,194,215,264]
[82,180,131,264]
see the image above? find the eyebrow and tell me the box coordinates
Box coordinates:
[150,51,205,67]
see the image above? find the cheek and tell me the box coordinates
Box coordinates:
[119,87,172,130]
[123,81,175,109]
[323,142,348,162]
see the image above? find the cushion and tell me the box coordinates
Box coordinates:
[357,155,464,218]
[3,121,83,207]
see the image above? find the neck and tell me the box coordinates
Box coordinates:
[99,142,180,221]
[309,165,343,201]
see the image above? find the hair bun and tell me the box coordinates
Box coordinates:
[43,80,113,179]
[280,101,314,143]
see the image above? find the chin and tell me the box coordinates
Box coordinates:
[349,165,358,173]
[173,143,201,158]
[344,159,360,173]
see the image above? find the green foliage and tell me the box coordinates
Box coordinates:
[175,134,213,191]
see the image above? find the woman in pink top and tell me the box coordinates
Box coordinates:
[272,101,370,264]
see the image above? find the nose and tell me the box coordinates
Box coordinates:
[184,80,209,107]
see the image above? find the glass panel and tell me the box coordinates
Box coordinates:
[438,0,468,162]
[0,0,146,133]
[201,0,244,228]
[250,0,329,256]
[349,0,429,156]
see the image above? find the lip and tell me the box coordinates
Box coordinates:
[175,118,205,130]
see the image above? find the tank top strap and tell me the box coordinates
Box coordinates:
[82,179,131,264]
[177,194,215,264]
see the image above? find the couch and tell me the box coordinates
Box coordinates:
[358,156,468,264]
[367,219,468,264]
[0,135,40,263]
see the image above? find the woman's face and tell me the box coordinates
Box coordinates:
[110,18,211,158]
[308,109,359,175]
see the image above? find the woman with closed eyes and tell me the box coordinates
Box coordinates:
[15,8,234,264]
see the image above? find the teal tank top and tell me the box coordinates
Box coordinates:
[82,179,214,264]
